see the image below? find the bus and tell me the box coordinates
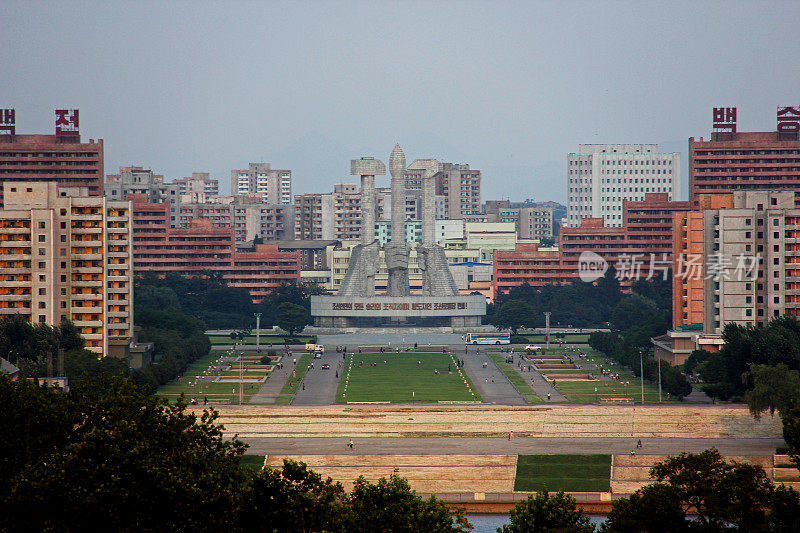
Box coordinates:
[465,333,511,345]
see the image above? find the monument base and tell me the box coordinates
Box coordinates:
[311,295,486,329]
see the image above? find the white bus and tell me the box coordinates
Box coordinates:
[465,333,511,345]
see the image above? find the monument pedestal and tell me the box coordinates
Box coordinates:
[311,295,486,328]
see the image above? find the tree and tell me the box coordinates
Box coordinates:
[647,448,775,532]
[493,300,533,334]
[499,490,594,533]
[348,475,470,533]
[742,363,800,419]
[0,377,248,533]
[600,483,685,533]
[603,449,800,533]
[276,302,310,337]
[236,459,349,533]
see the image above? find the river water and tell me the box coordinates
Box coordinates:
[466,514,606,532]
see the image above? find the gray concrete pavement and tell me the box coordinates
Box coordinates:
[242,436,783,457]
[292,348,346,405]
[462,349,526,405]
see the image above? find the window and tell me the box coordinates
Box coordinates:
[60,275,66,282]
[39,275,45,282]
[38,315,46,323]
[60,262,66,269]
[38,234,46,242]
[39,221,46,229]
[38,302,46,309]
[38,248,46,255]
[774,283,780,291]
[774,219,780,226]
[38,261,45,268]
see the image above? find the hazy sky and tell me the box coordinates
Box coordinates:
[4,1,800,202]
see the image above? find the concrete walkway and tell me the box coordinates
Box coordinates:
[511,355,568,402]
[249,355,293,404]
[292,348,346,405]
[462,349,526,405]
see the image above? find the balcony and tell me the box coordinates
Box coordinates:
[107,311,129,318]
[107,252,129,258]
[107,287,129,293]
[71,239,102,247]
[71,253,103,260]
[72,293,103,300]
[72,227,102,235]
[106,216,129,222]
[0,239,30,247]
[73,320,103,327]
[71,305,103,313]
[108,276,129,282]
[0,253,31,260]
[0,294,32,301]
[73,266,103,274]
[72,280,103,287]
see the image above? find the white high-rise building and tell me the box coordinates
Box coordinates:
[230,163,292,205]
[566,144,680,227]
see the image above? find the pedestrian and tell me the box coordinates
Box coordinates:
[637,439,642,449]
[302,382,305,390]
[348,439,354,449]
[491,375,494,383]
[203,397,207,405]
[508,431,513,440]
[547,392,551,401]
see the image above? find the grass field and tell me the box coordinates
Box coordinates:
[514,455,611,492]
[239,455,266,471]
[157,351,270,404]
[208,334,317,345]
[549,348,691,403]
[280,353,313,395]
[335,352,480,404]
[489,354,543,403]
[514,334,591,344]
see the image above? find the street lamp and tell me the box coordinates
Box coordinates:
[638,349,645,405]
[254,312,262,352]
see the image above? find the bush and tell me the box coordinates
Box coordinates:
[510,335,528,344]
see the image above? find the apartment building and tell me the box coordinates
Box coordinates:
[435,163,482,219]
[178,196,294,243]
[0,109,103,207]
[106,166,180,227]
[567,144,679,228]
[672,190,800,334]
[689,131,800,206]
[130,197,300,302]
[486,200,554,239]
[231,163,292,205]
[0,182,132,356]
[173,172,218,196]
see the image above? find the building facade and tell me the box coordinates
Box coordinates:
[435,163,482,219]
[231,163,292,205]
[173,172,218,196]
[131,197,300,302]
[106,166,180,227]
[689,131,800,207]
[178,196,294,243]
[0,132,104,208]
[671,190,800,335]
[567,144,679,228]
[0,182,132,356]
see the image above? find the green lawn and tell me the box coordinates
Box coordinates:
[549,348,689,403]
[489,354,543,403]
[208,334,316,345]
[157,351,269,404]
[515,334,591,344]
[335,352,480,404]
[514,455,611,492]
[280,353,313,395]
[239,455,266,471]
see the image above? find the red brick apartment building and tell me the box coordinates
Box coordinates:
[494,193,691,297]
[689,131,800,206]
[0,109,103,207]
[130,197,300,302]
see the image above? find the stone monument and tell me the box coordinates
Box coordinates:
[311,143,485,328]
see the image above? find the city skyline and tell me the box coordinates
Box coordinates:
[3,1,800,203]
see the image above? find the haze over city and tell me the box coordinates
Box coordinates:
[4,0,799,202]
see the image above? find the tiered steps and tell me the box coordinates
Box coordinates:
[204,405,781,439]
[265,454,516,493]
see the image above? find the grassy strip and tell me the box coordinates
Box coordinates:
[514,454,611,492]
[208,334,316,345]
[279,353,313,395]
[514,334,591,344]
[336,352,480,404]
[489,354,543,403]
[239,455,266,471]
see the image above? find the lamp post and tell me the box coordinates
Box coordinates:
[254,312,262,352]
[657,357,662,403]
[639,349,645,405]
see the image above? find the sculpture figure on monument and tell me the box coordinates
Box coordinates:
[336,157,384,297]
[385,144,411,297]
[413,160,459,296]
